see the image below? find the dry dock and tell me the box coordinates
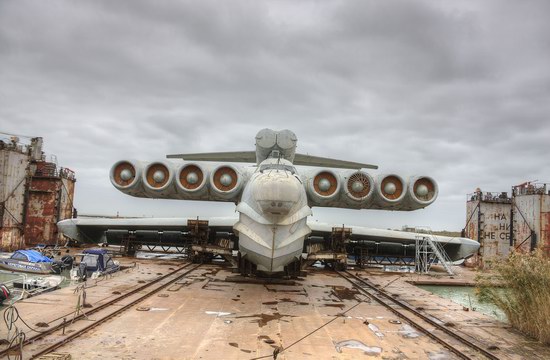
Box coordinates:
[1,259,549,359]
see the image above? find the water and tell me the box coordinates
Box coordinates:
[417,285,507,322]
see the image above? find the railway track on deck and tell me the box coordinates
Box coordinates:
[336,270,500,360]
[1,262,202,359]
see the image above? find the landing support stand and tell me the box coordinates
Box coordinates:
[305,226,350,271]
[188,219,236,265]
[237,252,257,277]
[188,219,210,263]
[121,234,138,256]
[284,258,306,278]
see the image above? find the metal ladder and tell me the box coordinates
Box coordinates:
[414,227,454,275]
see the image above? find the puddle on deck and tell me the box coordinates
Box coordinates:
[417,285,507,321]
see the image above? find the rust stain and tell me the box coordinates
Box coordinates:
[381,175,403,200]
[213,166,238,192]
[0,155,77,250]
[24,170,76,246]
[330,285,360,301]
[313,171,337,197]
[146,163,169,188]
[235,312,296,327]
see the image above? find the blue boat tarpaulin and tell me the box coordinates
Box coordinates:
[13,250,53,263]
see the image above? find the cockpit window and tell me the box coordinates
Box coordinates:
[259,164,296,174]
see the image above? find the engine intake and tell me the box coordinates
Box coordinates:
[346,171,374,201]
[210,165,242,199]
[110,160,143,191]
[112,161,136,187]
[307,170,341,205]
[410,176,438,205]
[178,164,206,191]
[142,162,174,196]
[377,174,406,203]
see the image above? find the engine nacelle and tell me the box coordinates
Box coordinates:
[175,163,209,199]
[110,160,145,197]
[374,174,407,208]
[142,161,175,197]
[307,170,341,205]
[209,164,243,200]
[343,171,375,207]
[255,128,297,163]
[401,176,438,209]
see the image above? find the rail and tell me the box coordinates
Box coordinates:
[336,270,500,360]
[0,262,202,359]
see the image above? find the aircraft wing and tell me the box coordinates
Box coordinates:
[165,152,378,170]
[58,217,478,262]
[166,151,257,163]
[57,217,237,243]
[308,221,479,262]
[293,153,377,169]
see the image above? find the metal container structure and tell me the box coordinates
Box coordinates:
[511,183,550,255]
[24,163,76,246]
[464,184,550,266]
[464,190,512,268]
[0,135,76,250]
[0,138,31,250]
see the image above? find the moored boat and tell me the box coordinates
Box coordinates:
[71,249,120,281]
[13,275,64,291]
[0,250,61,274]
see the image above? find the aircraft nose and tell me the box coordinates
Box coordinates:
[253,173,302,216]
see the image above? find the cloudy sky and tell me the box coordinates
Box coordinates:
[1,0,548,231]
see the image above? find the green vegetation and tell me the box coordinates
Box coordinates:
[477,250,550,344]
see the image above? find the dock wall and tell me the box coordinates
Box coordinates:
[0,136,76,250]
[465,184,550,267]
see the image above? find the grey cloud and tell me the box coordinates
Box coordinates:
[1,0,549,230]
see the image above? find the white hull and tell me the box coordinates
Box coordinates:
[234,213,311,273]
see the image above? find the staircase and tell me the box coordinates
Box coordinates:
[414,227,454,275]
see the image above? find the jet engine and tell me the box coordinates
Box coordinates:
[176,163,209,199]
[307,170,341,205]
[404,176,438,208]
[255,128,297,163]
[344,171,375,205]
[110,160,144,197]
[210,165,243,200]
[375,174,407,208]
[142,161,175,197]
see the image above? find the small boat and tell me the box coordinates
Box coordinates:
[13,275,64,292]
[71,249,120,281]
[0,250,61,274]
[0,284,10,305]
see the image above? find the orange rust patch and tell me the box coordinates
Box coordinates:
[179,165,203,190]
[314,171,338,196]
[213,166,238,192]
[114,162,135,186]
[146,163,169,188]
[413,177,435,201]
[381,175,403,200]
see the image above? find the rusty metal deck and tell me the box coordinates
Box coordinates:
[2,259,550,359]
